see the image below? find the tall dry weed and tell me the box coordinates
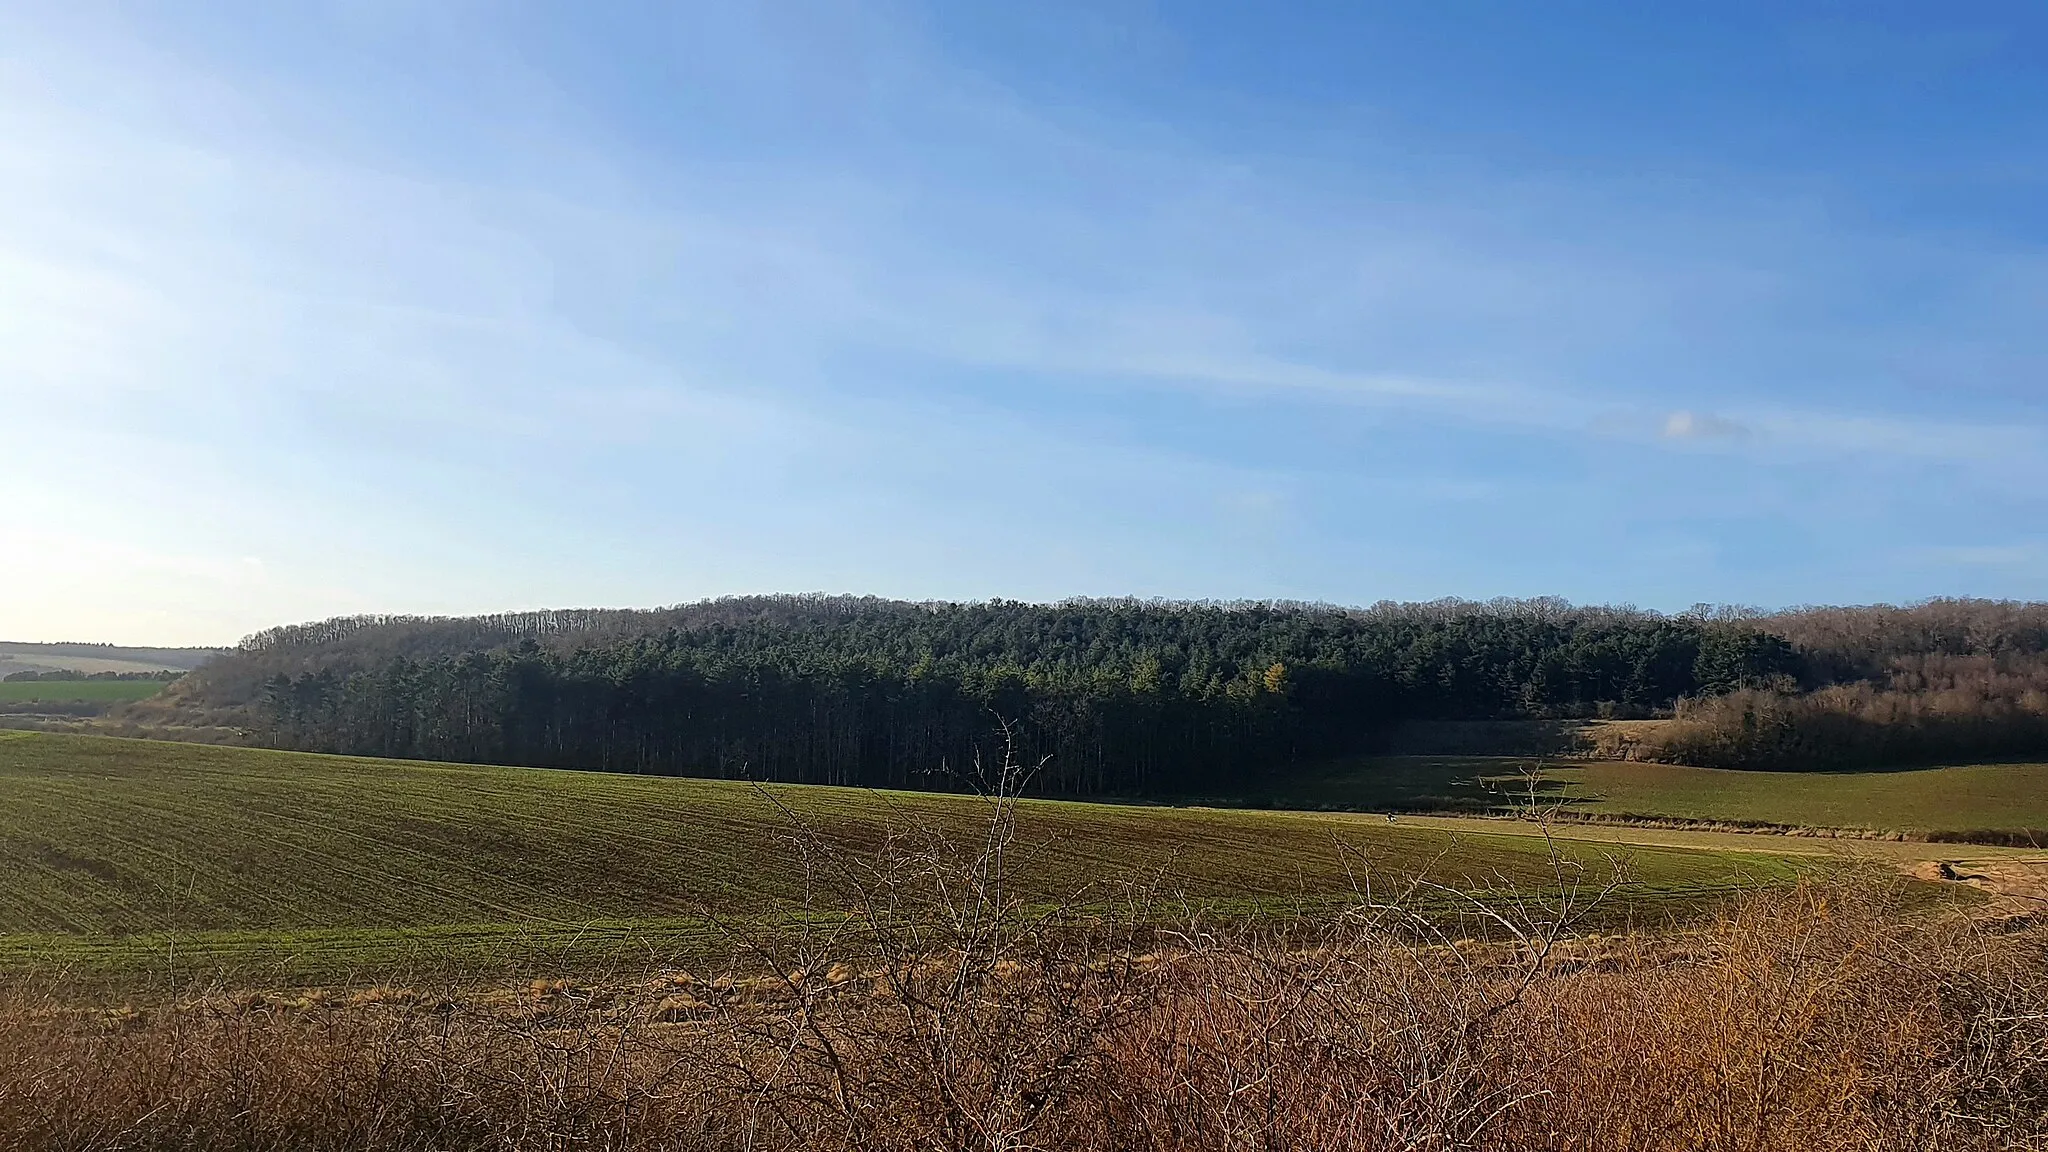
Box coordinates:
[1,742,2042,1151]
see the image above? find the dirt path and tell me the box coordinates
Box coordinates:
[1901,859,2048,904]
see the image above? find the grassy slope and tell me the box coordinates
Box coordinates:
[1551,760,2048,837]
[1270,755,2048,839]
[0,734,1800,981]
[0,680,167,704]
[0,642,216,672]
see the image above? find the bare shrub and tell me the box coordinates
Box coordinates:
[1637,660,2048,771]
[1,761,2043,1151]
[699,726,1162,1150]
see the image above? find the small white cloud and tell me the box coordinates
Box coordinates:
[1661,410,1752,441]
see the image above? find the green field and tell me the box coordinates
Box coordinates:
[1270,755,2048,841]
[1550,759,2048,838]
[0,680,167,704]
[0,734,1805,983]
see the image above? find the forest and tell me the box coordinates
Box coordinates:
[157,593,2047,795]
[187,596,2048,790]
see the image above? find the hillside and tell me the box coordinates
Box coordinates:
[147,597,2048,792]
[1268,754,2048,843]
[149,595,1825,793]
[0,732,1807,980]
[0,680,170,718]
[1552,759,2048,841]
[0,641,219,679]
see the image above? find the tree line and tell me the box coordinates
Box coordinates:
[1616,653,2048,771]
[235,597,1801,794]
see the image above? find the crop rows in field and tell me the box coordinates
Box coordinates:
[0,680,167,704]
[0,735,1799,953]
[1268,754,2048,840]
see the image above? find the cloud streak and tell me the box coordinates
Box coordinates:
[1661,410,1752,441]
[5,2,2048,639]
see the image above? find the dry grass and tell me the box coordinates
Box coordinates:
[4,737,2039,1150]
[1112,884,2048,1151]
[0,878,2042,1151]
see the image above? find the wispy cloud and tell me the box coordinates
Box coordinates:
[5,2,2048,639]
[1661,410,1752,441]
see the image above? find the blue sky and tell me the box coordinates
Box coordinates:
[4,2,2045,645]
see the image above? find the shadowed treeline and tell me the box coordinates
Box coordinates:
[138,596,2048,786]
[188,597,1789,794]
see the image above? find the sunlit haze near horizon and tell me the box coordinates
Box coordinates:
[5,2,2046,646]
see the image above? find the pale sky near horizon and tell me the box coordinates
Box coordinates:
[4,2,2046,646]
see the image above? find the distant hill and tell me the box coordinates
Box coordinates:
[148,595,1807,792]
[0,642,222,680]
[146,594,2048,784]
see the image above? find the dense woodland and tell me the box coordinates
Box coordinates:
[159,596,2048,789]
